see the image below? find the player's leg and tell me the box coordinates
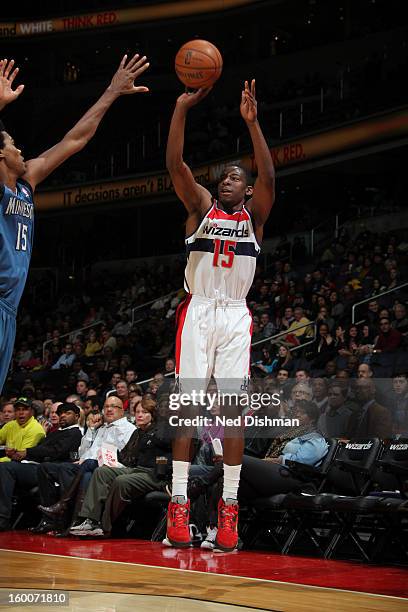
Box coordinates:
[0,305,16,394]
[213,302,252,551]
[167,295,215,547]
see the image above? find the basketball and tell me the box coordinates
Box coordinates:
[175,39,223,89]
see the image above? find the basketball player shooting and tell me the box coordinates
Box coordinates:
[0,54,149,393]
[166,79,275,551]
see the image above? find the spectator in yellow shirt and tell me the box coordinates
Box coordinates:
[0,398,45,463]
[84,329,102,358]
[287,307,313,342]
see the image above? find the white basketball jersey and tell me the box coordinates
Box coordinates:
[184,201,260,300]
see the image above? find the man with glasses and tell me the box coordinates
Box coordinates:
[34,397,135,534]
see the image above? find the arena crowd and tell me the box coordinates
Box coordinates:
[0,225,407,542]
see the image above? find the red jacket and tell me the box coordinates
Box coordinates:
[375,328,402,352]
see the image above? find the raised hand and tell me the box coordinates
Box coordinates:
[176,87,212,110]
[108,54,150,97]
[0,59,24,110]
[240,79,257,124]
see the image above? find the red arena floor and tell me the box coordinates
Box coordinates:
[1,531,407,599]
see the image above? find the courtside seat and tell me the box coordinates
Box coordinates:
[125,490,169,540]
[11,485,40,530]
[285,438,339,486]
[251,439,339,511]
[251,494,287,511]
[323,492,408,563]
[144,491,169,542]
[255,439,340,513]
[326,494,405,513]
[322,442,408,563]
[327,438,382,496]
[258,440,382,557]
[143,491,169,507]
[246,441,339,551]
[280,492,339,511]
[374,438,408,498]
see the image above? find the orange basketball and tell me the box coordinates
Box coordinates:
[175,40,223,89]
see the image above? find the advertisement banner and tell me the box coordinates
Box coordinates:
[34,108,408,212]
[0,0,258,38]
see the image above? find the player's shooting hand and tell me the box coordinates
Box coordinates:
[240,79,257,124]
[176,87,212,110]
[108,54,150,97]
[0,59,24,110]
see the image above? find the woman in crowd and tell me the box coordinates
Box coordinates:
[387,267,399,290]
[338,325,360,358]
[252,346,275,376]
[70,397,171,537]
[270,345,294,374]
[334,325,346,352]
[128,384,143,421]
[329,291,344,320]
[238,400,328,500]
[309,293,321,319]
[370,278,386,297]
[356,324,377,359]
[310,323,336,370]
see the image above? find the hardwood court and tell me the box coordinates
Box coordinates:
[1,534,407,611]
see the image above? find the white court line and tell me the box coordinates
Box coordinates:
[1,547,407,602]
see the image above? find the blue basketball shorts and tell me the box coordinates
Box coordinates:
[0,298,17,394]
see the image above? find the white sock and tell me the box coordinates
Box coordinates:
[172,460,190,499]
[223,463,241,502]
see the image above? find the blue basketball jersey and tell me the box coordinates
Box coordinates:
[0,178,34,311]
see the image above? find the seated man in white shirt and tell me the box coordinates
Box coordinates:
[33,397,135,534]
[51,343,76,370]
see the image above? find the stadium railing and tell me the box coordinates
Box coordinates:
[41,320,104,364]
[251,320,318,357]
[352,281,408,324]
[130,289,182,325]
[137,320,318,387]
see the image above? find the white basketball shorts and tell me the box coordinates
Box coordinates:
[175,294,252,394]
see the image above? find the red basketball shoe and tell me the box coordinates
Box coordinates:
[166,496,191,548]
[214,498,239,552]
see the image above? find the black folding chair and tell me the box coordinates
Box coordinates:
[277,439,382,558]
[331,439,408,563]
[374,438,408,498]
[245,439,338,552]
[11,486,40,530]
